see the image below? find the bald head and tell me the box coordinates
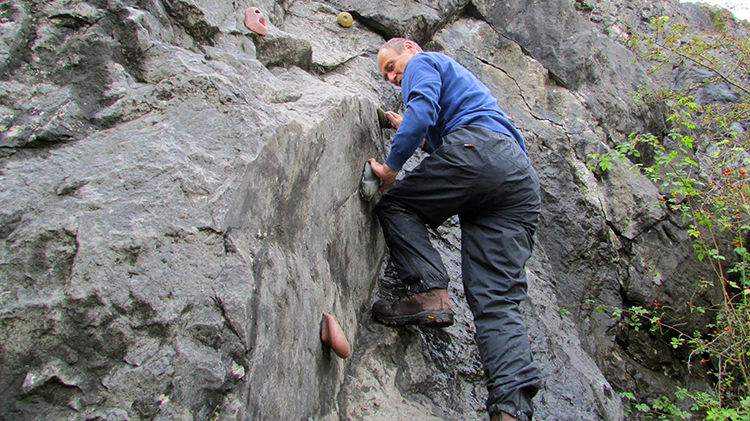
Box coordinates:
[379,38,423,55]
[377,38,423,86]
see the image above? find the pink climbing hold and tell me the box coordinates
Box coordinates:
[244,7,269,35]
[320,313,351,359]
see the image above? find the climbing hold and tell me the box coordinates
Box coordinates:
[360,161,382,201]
[244,7,269,35]
[377,107,391,129]
[337,11,353,28]
[320,313,351,359]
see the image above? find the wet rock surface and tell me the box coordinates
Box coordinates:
[0,0,734,419]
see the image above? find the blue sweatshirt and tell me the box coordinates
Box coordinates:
[385,52,526,170]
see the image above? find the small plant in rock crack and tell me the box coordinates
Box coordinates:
[589,12,750,418]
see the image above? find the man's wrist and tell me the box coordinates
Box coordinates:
[384,156,404,171]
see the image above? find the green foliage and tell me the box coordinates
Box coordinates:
[589,11,750,419]
[621,388,750,420]
[621,389,692,420]
[690,391,750,421]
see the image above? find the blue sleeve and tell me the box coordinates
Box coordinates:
[384,58,442,170]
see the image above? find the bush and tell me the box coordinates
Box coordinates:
[590,12,750,418]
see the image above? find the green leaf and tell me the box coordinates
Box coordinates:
[684,157,699,167]
[635,403,650,412]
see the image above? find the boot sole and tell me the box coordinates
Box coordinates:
[374,310,454,328]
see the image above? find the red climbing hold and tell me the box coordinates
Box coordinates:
[320,313,351,359]
[244,7,269,35]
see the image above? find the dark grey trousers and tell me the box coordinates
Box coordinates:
[374,125,541,420]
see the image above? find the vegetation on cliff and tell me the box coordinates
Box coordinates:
[593,11,750,419]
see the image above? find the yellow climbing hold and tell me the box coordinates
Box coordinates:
[337,11,353,27]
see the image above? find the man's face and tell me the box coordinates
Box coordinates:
[377,42,419,87]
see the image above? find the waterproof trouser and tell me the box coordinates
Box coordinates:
[374,125,541,421]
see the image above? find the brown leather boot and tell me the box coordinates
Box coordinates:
[372,288,454,327]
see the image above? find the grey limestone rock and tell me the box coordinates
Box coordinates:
[0,0,735,419]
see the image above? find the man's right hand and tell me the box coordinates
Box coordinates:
[367,158,398,191]
[384,111,402,129]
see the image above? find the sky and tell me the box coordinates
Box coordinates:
[681,0,750,21]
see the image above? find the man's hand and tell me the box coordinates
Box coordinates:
[384,111,402,129]
[367,158,398,191]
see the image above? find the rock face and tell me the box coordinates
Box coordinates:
[0,0,730,419]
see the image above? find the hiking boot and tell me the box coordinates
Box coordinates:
[372,288,454,327]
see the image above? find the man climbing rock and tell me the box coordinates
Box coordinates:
[368,38,541,421]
